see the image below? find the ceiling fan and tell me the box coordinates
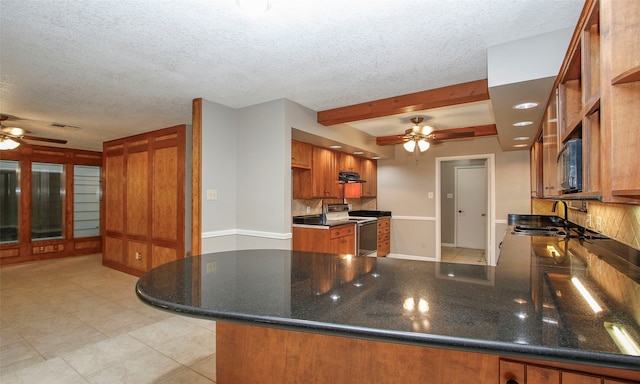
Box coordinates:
[376,117,476,153]
[0,114,68,150]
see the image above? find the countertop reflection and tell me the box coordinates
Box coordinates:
[137,239,640,371]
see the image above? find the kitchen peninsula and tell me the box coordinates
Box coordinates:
[136,229,640,383]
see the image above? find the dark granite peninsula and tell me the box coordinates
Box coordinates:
[137,232,640,383]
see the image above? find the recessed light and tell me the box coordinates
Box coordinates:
[329,145,342,149]
[513,121,533,127]
[514,136,530,141]
[514,144,528,148]
[353,151,364,155]
[513,102,539,110]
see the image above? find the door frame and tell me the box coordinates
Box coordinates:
[435,154,496,266]
[454,165,486,249]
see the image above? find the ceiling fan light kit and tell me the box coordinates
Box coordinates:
[403,139,416,152]
[0,137,20,150]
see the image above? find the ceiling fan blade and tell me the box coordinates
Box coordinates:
[22,135,68,144]
[376,135,408,146]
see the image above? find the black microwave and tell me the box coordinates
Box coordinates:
[557,139,582,193]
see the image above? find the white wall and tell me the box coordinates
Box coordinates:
[201,98,319,253]
[378,136,530,260]
[201,99,238,252]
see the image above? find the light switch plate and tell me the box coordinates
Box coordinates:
[206,189,218,201]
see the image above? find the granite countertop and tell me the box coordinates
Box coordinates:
[136,232,640,371]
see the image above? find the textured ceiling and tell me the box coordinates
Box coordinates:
[0,0,584,152]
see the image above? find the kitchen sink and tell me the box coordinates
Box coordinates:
[508,214,571,237]
[511,225,569,237]
[507,214,566,227]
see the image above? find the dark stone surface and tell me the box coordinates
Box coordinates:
[136,234,640,371]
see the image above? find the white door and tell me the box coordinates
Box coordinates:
[455,166,486,250]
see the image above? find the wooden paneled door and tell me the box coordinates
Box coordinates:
[103,125,187,276]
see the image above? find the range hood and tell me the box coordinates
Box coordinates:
[339,171,366,183]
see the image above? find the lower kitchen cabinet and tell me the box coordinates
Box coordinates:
[218,323,639,384]
[499,358,637,384]
[293,224,356,255]
[377,217,390,256]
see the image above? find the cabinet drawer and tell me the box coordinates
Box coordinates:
[378,226,390,236]
[378,233,390,242]
[330,225,355,239]
[378,218,390,228]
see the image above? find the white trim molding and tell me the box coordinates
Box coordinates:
[202,229,292,240]
[391,216,436,221]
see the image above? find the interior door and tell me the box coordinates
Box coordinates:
[455,166,486,250]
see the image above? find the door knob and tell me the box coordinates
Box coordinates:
[458,210,463,213]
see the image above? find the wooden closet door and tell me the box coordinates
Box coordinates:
[103,145,125,264]
[151,130,185,268]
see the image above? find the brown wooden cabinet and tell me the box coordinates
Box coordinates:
[0,144,102,266]
[543,0,640,202]
[542,91,559,197]
[499,358,636,384]
[377,217,390,256]
[530,134,543,197]
[600,0,640,201]
[360,158,377,197]
[330,224,355,254]
[217,322,639,384]
[337,152,361,173]
[312,147,341,198]
[293,224,355,255]
[291,139,312,169]
[103,125,187,276]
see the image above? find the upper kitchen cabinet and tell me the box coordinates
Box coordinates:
[544,0,639,202]
[530,134,543,197]
[542,92,559,197]
[291,139,312,169]
[360,158,377,197]
[337,152,361,174]
[600,0,640,201]
[312,147,341,198]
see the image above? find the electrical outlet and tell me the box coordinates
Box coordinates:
[586,214,592,228]
[306,206,310,214]
[596,216,603,232]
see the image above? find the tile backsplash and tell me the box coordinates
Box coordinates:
[532,198,640,251]
[292,198,378,217]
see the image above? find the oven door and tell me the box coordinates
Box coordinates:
[358,221,378,256]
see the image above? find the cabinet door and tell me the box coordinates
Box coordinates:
[331,235,355,255]
[361,159,377,197]
[527,365,560,384]
[603,0,640,200]
[312,147,340,198]
[338,153,361,173]
[330,225,355,254]
[562,372,601,384]
[530,135,543,197]
[291,140,312,169]
[542,91,559,197]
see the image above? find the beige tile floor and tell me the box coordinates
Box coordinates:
[0,254,217,384]
[441,247,486,265]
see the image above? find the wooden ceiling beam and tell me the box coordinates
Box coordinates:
[317,79,489,126]
[375,124,497,146]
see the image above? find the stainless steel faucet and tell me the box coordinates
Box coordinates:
[552,200,568,227]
